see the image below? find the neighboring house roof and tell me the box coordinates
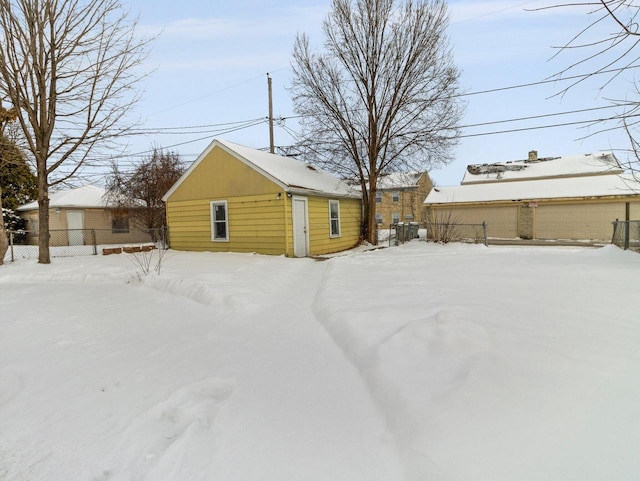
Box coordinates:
[425,173,640,205]
[17,185,111,211]
[376,172,425,190]
[163,139,359,201]
[461,151,622,185]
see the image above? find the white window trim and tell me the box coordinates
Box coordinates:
[328,199,341,238]
[210,200,229,242]
[392,191,400,202]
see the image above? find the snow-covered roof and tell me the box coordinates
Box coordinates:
[461,152,622,185]
[376,172,425,190]
[163,139,359,201]
[17,185,111,211]
[425,174,640,205]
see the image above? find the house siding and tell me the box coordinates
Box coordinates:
[23,207,151,246]
[167,194,361,256]
[164,142,363,257]
[166,194,287,255]
[535,201,628,241]
[307,196,361,255]
[429,204,518,238]
[165,146,289,255]
[166,147,280,201]
[428,199,640,242]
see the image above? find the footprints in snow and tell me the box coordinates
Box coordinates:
[103,377,233,481]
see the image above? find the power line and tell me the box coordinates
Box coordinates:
[458,67,640,98]
[459,102,635,129]
[127,117,267,134]
[85,65,640,143]
[458,113,640,139]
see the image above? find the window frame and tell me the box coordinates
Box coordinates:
[328,199,341,238]
[392,212,400,224]
[375,213,383,224]
[111,210,130,234]
[375,191,382,203]
[210,200,229,242]
[392,191,400,203]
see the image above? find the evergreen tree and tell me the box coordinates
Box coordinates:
[0,133,37,211]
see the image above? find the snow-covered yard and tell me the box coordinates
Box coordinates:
[1,243,639,481]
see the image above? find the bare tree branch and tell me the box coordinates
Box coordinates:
[0,0,153,263]
[106,147,185,234]
[543,1,640,171]
[290,0,464,243]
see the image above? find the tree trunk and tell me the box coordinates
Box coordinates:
[366,194,378,244]
[38,176,50,264]
[0,186,8,265]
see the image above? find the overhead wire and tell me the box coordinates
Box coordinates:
[77,62,640,181]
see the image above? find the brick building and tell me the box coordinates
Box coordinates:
[374,172,433,227]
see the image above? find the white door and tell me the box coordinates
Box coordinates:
[292,197,308,257]
[66,210,85,246]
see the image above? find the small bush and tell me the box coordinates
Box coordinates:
[426,211,462,244]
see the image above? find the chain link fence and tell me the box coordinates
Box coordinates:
[425,220,488,246]
[4,227,169,262]
[611,220,640,251]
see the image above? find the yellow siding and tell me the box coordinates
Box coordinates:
[166,146,281,202]
[307,197,361,256]
[167,193,287,255]
[165,144,363,256]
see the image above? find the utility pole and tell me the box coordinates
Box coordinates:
[267,73,274,154]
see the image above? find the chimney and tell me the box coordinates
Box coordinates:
[528,150,538,162]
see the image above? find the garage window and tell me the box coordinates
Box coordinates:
[112,211,130,233]
[210,201,229,241]
[329,200,341,237]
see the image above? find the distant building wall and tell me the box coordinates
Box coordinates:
[375,173,432,226]
[427,198,640,242]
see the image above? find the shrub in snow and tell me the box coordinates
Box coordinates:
[426,211,462,244]
[2,207,28,243]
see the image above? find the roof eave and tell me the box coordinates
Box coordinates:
[287,186,360,199]
[425,192,640,206]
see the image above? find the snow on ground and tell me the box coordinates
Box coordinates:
[1,243,639,481]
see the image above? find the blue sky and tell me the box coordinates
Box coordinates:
[118,0,634,186]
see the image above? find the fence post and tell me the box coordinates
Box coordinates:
[91,229,97,255]
[624,220,630,250]
[612,218,619,245]
[482,221,488,246]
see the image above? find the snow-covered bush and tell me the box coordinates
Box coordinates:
[2,207,28,244]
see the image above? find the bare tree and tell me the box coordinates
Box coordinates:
[546,1,640,94]
[107,148,185,235]
[0,0,151,263]
[290,0,463,243]
[541,1,640,172]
